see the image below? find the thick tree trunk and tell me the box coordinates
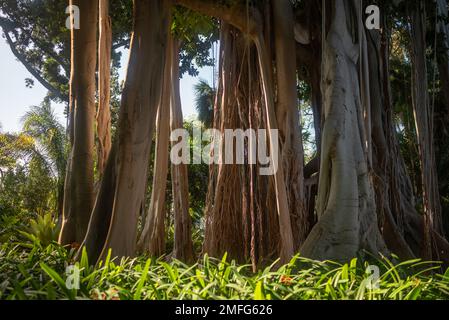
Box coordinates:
[272,0,308,249]
[203,26,247,261]
[59,0,98,245]
[80,0,170,262]
[97,0,112,178]
[171,39,195,263]
[435,0,449,237]
[98,0,171,260]
[365,3,449,262]
[254,34,295,263]
[300,0,387,261]
[409,3,443,257]
[138,34,173,256]
[203,25,281,266]
[367,24,416,259]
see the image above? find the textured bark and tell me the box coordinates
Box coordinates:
[138,34,173,256]
[203,26,246,262]
[203,25,281,266]
[176,1,295,263]
[272,0,308,249]
[435,0,449,237]
[365,3,449,262]
[81,0,171,262]
[300,0,387,261]
[59,0,98,245]
[409,3,443,257]
[368,24,416,259]
[171,39,195,263]
[97,0,112,178]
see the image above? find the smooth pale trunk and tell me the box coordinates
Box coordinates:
[59,0,97,245]
[170,39,195,263]
[254,35,295,263]
[272,0,307,248]
[97,0,170,260]
[138,34,173,256]
[300,0,386,261]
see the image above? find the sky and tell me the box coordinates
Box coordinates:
[0,38,213,133]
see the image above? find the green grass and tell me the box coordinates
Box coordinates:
[1,242,449,300]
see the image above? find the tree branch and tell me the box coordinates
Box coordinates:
[0,27,68,102]
[112,38,130,50]
[174,0,262,38]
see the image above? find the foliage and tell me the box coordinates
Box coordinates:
[1,243,449,300]
[0,103,65,244]
[0,0,70,102]
[0,132,56,219]
[19,214,60,247]
[0,0,133,104]
[21,100,67,180]
[173,7,219,77]
[183,120,210,216]
[194,79,215,128]
[141,120,208,256]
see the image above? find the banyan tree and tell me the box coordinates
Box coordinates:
[53,0,449,267]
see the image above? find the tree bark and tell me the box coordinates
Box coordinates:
[97,0,112,178]
[203,25,247,262]
[254,34,295,263]
[79,0,171,262]
[175,0,261,39]
[59,0,98,245]
[300,0,387,261]
[436,0,449,113]
[170,39,195,263]
[138,33,173,256]
[203,25,281,266]
[368,22,416,259]
[435,0,449,237]
[272,0,308,249]
[409,2,443,257]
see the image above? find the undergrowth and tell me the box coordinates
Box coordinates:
[1,242,449,300]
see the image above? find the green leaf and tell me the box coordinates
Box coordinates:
[133,259,152,300]
[40,262,75,300]
[254,281,265,300]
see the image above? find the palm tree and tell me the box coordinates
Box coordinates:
[21,100,67,219]
[194,79,215,128]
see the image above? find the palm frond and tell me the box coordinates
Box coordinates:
[194,79,215,128]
